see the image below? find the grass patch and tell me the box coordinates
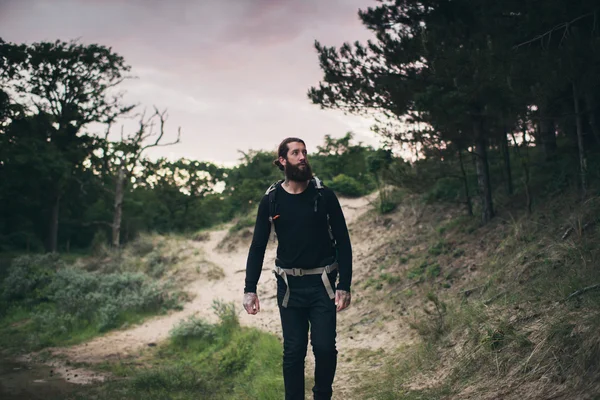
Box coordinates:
[363,271,402,290]
[407,259,441,281]
[78,300,284,400]
[229,215,256,233]
[356,342,452,399]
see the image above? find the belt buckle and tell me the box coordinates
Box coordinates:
[293,268,304,277]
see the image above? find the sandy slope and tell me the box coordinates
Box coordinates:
[41,193,402,398]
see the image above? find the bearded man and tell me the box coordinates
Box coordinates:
[243,137,353,400]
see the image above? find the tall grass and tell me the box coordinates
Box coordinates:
[357,173,600,398]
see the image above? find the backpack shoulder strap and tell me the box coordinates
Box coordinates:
[312,175,324,190]
[265,180,283,196]
[311,176,337,248]
[265,180,284,243]
[311,176,326,211]
[266,179,284,221]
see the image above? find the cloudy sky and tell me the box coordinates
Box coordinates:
[0,0,379,166]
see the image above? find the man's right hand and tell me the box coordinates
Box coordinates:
[243,292,260,315]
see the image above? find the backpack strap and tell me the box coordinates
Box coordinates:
[313,176,324,189]
[266,179,283,222]
[311,176,337,249]
[266,180,284,242]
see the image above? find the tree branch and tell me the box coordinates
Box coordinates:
[514,11,597,49]
[565,284,600,301]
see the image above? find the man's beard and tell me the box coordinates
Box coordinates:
[284,161,313,182]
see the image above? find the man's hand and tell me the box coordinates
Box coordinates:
[243,292,260,315]
[335,290,351,312]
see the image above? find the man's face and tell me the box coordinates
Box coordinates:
[280,141,313,182]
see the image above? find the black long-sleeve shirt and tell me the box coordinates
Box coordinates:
[244,183,352,293]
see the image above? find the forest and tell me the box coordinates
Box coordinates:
[2,0,600,254]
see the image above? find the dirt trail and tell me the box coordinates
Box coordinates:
[28,192,403,398]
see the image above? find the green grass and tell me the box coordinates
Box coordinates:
[75,301,284,400]
[363,271,402,290]
[0,302,171,354]
[229,214,256,233]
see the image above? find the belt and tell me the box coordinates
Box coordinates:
[273,262,338,308]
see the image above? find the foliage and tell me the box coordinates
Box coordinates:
[169,315,216,347]
[309,0,600,223]
[77,301,284,400]
[1,253,61,303]
[327,174,365,197]
[0,252,182,351]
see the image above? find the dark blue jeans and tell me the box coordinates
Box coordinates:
[277,277,338,400]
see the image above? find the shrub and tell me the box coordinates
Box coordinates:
[410,292,448,341]
[37,268,180,334]
[212,299,239,333]
[169,315,216,347]
[328,174,365,197]
[1,254,62,302]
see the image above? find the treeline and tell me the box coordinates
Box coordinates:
[5,0,599,255]
[309,0,600,222]
[0,38,383,254]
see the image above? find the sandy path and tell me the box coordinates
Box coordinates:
[40,193,388,397]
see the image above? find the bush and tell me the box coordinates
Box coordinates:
[1,254,62,302]
[212,299,239,336]
[169,315,216,347]
[328,174,365,197]
[8,265,183,342]
[50,269,178,330]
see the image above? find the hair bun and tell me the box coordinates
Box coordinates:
[273,159,284,171]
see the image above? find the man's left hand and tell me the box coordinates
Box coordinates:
[335,290,351,312]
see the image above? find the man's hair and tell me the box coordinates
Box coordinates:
[273,137,306,171]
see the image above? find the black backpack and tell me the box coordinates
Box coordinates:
[264,176,337,249]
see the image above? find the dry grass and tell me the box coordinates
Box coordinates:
[72,232,225,286]
[351,190,600,399]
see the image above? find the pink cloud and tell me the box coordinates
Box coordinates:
[0,0,380,164]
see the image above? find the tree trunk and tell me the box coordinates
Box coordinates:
[572,82,587,197]
[509,131,532,213]
[501,128,513,195]
[538,102,557,161]
[584,90,600,146]
[521,129,532,214]
[112,168,125,248]
[47,193,60,253]
[473,119,494,223]
[458,149,473,216]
